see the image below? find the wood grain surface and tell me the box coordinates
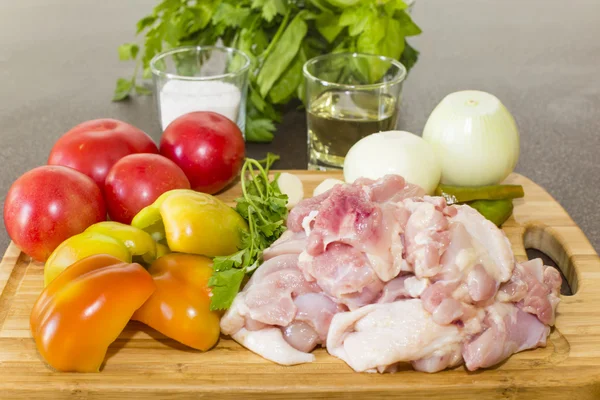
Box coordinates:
[0,171,598,399]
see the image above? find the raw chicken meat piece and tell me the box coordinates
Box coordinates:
[377,276,410,303]
[304,183,383,257]
[287,175,423,234]
[497,258,562,325]
[294,293,344,337]
[451,205,515,282]
[411,348,464,373]
[220,254,346,364]
[355,174,425,203]
[287,191,330,232]
[222,174,561,373]
[263,230,307,260]
[298,243,384,310]
[243,255,318,326]
[327,299,464,373]
[231,327,315,365]
[462,302,550,371]
[365,202,412,281]
[377,275,429,304]
[417,207,515,328]
[403,199,451,278]
[281,322,319,353]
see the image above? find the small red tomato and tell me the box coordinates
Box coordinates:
[48,119,159,192]
[104,153,191,224]
[160,111,245,194]
[3,166,106,262]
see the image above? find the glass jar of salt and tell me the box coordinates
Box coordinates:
[150,46,250,135]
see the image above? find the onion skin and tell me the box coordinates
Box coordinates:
[423,91,520,186]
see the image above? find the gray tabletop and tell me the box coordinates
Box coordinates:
[0,0,598,254]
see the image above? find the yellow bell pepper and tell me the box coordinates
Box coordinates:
[132,253,221,351]
[85,221,160,264]
[44,221,163,286]
[131,189,248,257]
[31,254,155,372]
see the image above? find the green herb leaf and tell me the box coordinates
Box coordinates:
[136,15,157,34]
[208,154,288,310]
[213,4,251,28]
[339,7,362,31]
[396,10,422,36]
[258,152,280,170]
[213,249,247,271]
[208,268,246,310]
[347,15,369,37]
[400,40,419,72]
[323,0,361,8]
[142,66,152,80]
[112,78,134,101]
[250,86,268,113]
[246,115,276,143]
[257,14,308,97]
[118,43,139,61]
[251,0,287,22]
[356,15,386,55]
[309,0,335,12]
[384,0,408,16]
[154,0,180,14]
[188,3,216,33]
[316,12,344,43]
[249,86,281,122]
[378,17,405,60]
[135,85,153,95]
[141,28,163,66]
[268,51,306,104]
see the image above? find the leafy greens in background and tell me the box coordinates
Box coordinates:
[115,0,422,142]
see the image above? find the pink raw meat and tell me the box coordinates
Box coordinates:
[463,302,550,371]
[263,230,307,260]
[497,258,562,325]
[299,243,383,309]
[221,174,561,371]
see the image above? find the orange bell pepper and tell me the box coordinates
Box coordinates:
[30,254,155,372]
[132,253,221,351]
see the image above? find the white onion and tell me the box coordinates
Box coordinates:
[422,90,520,186]
[343,130,441,194]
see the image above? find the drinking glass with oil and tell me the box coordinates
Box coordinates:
[303,53,407,170]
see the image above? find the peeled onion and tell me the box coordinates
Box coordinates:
[422,90,520,186]
[343,130,441,194]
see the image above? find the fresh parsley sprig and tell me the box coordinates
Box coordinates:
[208,153,288,310]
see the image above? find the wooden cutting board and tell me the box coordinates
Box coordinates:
[0,171,599,399]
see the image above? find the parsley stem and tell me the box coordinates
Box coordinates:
[240,161,262,213]
[259,8,291,64]
[240,161,250,200]
[248,165,262,198]
[245,158,269,199]
[247,207,256,258]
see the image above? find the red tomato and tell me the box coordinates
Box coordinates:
[48,119,159,192]
[3,166,106,262]
[104,153,191,224]
[160,112,245,194]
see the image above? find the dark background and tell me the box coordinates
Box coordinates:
[0,0,598,253]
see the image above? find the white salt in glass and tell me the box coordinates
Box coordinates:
[150,46,250,135]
